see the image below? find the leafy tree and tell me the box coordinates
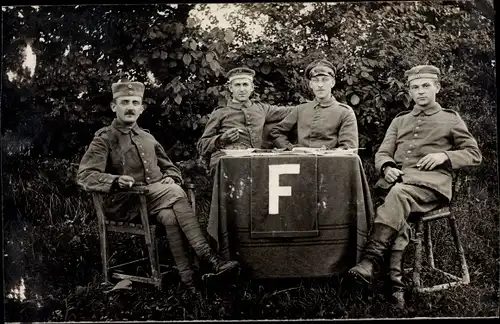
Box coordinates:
[2,2,496,190]
[2,4,233,161]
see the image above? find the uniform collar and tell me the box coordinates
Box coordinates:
[111,118,141,134]
[314,95,337,107]
[227,99,253,109]
[411,102,442,116]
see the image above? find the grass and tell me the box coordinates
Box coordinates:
[3,156,499,321]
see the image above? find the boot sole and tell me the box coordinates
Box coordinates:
[348,270,371,285]
[202,262,240,281]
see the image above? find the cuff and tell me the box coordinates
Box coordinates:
[380,161,397,175]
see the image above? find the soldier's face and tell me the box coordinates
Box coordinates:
[309,75,335,99]
[229,78,254,103]
[111,96,144,124]
[409,78,440,107]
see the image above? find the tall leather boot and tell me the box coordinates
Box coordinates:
[158,209,196,291]
[172,197,239,274]
[388,250,406,308]
[348,223,398,284]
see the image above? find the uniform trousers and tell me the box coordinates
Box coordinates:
[375,183,443,251]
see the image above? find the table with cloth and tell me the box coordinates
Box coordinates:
[207,149,375,278]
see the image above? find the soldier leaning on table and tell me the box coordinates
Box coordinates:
[77,78,239,292]
[269,58,359,150]
[196,67,294,176]
[348,65,482,307]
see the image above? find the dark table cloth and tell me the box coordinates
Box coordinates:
[207,152,374,278]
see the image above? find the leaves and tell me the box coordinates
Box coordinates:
[189,40,197,51]
[350,94,360,106]
[182,53,192,66]
[224,29,235,44]
[206,52,214,63]
[174,94,182,105]
[261,63,271,75]
[361,71,375,82]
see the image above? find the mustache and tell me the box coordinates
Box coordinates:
[125,109,136,115]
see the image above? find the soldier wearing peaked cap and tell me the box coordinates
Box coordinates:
[77,78,239,292]
[348,65,482,308]
[269,58,359,151]
[197,66,294,175]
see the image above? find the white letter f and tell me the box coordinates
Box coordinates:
[268,164,300,215]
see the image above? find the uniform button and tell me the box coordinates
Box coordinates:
[146,169,149,172]
[144,160,147,163]
[141,152,145,156]
[139,145,142,148]
[414,134,418,137]
[405,157,409,160]
[417,120,422,123]
[407,150,411,153]
[146,177,150,180]
[416,126,420,130]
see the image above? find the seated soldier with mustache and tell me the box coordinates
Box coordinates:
[77,78,239,292]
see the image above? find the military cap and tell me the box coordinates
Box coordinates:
[226,67,256,82]
[305,59,335,79]
[404,65,440,82]
[111,78,145,99]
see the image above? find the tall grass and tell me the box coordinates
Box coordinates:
[3,154,499,321]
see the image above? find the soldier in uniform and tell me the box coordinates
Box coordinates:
[77,79,239,292]
[197,67,293,175]
[348,65,482,307]
[269,58,358,150]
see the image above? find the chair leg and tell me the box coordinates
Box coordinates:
[424,221,435,269]
[93,194,110,284]
[413,218,424,290]
[99,225,110,283]
[448,216,470,285]
[139,196,161,288]
[150,227,163,290]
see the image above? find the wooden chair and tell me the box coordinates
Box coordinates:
[407,205,470,293]
[91,183,196,290]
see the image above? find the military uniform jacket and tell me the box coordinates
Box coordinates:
[269,97,359,150]
[375,102,482,201]
[77,118,183,193]
[197,99,293,169]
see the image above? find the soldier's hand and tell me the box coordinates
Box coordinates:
[384,167,404,183]
[220,128,241,145]
[417,153,449,171]
[117,175,135,188]
[160,176,175,185]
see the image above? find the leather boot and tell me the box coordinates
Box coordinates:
[348,223,398,284]
[205,251,240,274]
[389,250,406,308]
[172,198,239,274]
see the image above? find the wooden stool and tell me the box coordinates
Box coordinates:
[410,206,470,293]
[91,184,196,290]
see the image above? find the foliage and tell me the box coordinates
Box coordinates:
[2,2,498,321]
[2,4,231,159]
[223,1,496,160]
[2,2,495,169]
